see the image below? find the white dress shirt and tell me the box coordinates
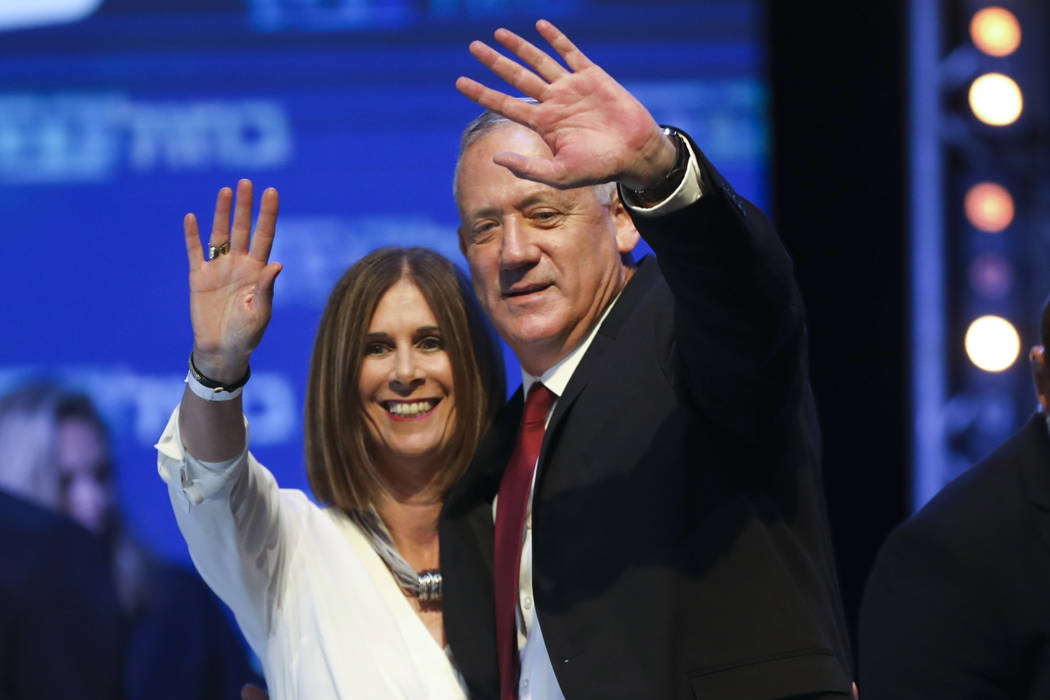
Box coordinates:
[508,138,705,699]
[156,407,468,700]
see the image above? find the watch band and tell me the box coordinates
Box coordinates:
[624,126,690,207]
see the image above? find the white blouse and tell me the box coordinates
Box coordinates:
[156,407,468,700]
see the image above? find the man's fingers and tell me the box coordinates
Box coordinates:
[493,27,567,83]
[230,178,254,252]
[184,213,204,269]
[468,40,548,100]
[209,186,233,246]
[536,19,593,72]
[491,151,563,187]
[455,76,534,126]
[249,187,279,263]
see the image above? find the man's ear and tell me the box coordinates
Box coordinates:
[609,189,641,255]
[1030,345,1050,413]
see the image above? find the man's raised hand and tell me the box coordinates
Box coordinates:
[456,19,676,192]
[184,179,282,384]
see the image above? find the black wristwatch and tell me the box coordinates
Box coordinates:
[624,126,690,207]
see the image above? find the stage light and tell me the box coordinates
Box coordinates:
[969,253,1013,299]
[970,7,1021,57]
[964,182,1014,232]
[964,315,1020,372]
[969,73,1023,125]
[0,0,101,31]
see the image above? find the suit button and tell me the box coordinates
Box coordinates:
[522,594,532,610]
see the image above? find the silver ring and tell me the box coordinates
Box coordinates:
[208,240,230,260]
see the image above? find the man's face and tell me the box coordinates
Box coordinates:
[456,124,639,375]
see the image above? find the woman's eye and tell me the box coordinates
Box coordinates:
[364,342,389,356]
[417,336,444,352]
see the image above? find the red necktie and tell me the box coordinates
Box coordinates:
[494,382,556,700]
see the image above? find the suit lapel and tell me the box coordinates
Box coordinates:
[535,257,661,483]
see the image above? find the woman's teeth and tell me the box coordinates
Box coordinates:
[388,401,435,417]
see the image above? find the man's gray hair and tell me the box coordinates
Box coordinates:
[453,101,617,207]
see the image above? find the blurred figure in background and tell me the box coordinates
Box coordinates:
[0,383,261,700]
[0,486,122,699]
[859,297,1050,698]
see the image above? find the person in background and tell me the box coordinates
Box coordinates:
[0,383,261,700]
[0,486,122,700]
[159,180,505,697]
[859,297,1050,698]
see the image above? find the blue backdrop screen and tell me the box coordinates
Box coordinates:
[0,1,767,562]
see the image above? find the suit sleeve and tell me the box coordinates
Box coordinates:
[628,134,807,442]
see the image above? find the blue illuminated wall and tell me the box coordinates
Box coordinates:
[0,0,767,562]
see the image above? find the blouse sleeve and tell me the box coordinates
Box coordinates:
[155,404,302,653]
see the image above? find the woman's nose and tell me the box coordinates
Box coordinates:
[390,348,424,390]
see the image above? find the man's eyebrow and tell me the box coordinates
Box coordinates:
[463,190,568,220]
[463,204,499,221]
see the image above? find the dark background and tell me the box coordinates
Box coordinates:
[768,1,910,661]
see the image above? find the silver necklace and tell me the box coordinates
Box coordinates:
[348,505,442,603]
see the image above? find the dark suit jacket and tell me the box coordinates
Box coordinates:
[860,412,1050,698]
[0,489,123,700]
[440,142,853,699]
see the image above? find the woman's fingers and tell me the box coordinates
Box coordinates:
[195,180,278,270]
[209,186,233,250]
[229,178,254,253]
[184,213,203,269]
[254,262,283,312]
[249,187,279,263]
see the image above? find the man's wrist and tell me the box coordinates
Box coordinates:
[622,127,690,208]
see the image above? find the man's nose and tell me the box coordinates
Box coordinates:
[500,217,540,269]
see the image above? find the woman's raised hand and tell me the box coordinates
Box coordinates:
[184,179,281,384]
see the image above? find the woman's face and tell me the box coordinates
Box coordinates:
[56,417,113,534]
[358,278,457,475]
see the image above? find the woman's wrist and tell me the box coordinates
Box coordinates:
[189,348,251,386]
[187,351,251,401]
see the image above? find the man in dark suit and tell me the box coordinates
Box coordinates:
[439,20,853,699]
[0,488,123,700]
[859,303,1050,698]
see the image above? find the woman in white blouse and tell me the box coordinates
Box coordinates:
[157,180,504,699]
